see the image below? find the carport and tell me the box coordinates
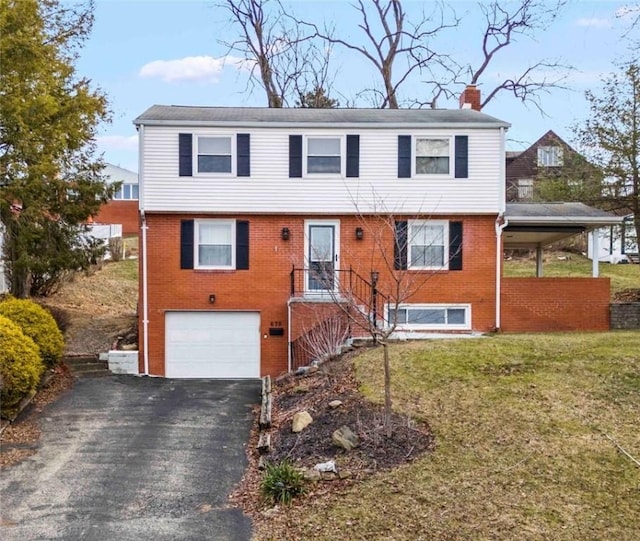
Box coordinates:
[500,203,624,333]
[503,202,624,276]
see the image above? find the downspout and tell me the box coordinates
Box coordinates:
[495,126,508,331]
[495,213,508,331]
[141,210,149,376]
[138,123,149,376]
[287,299,292,373]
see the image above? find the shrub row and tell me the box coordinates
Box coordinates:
[0,298,65,411]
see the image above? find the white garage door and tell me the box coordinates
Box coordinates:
[165,311,260,379]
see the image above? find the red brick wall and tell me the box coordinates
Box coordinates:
[501,277,610,332]
[139,213,498,377]
[94,201,139,236]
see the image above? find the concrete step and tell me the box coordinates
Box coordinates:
[64,356,110,378]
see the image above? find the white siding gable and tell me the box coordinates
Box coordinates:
[141,125,503,215]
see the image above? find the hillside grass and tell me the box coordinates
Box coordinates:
[504,253,639,293]
[256,332,640,541]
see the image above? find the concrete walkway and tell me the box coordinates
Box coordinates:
[0,376,260,541]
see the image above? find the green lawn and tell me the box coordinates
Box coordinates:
[504,253,639,293]
[256,332,640,541]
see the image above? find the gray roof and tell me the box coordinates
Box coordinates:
[134,105,510,129]
[506,203,623,225]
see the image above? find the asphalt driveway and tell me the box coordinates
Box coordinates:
[0,376,261,541]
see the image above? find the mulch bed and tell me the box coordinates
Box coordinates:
[231,351,435,517]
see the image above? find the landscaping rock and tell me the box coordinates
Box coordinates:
[303,468,321,482]
[321,472,337,481]
[338,469,352,480]
[314,460,337,473]
[292,410,313,433]
[328,400,343,409]
[332,425,359,451]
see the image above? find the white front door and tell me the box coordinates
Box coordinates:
[304,220,340,293]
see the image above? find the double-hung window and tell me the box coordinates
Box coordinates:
[197,136,233,174]
[306,137,342,174]
[537,146,563,167]
[415,138,450,175]
[195,220,235,269]
[388,304,470,330]
[409,220,448,269]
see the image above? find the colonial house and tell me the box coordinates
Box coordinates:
[133,88,621,379]
[505,130,601,202]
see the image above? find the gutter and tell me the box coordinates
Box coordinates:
[132,119,511,130]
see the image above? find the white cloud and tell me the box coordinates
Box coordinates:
[575,17,611,28]
[139,55,249,83]
[97,135,138,151]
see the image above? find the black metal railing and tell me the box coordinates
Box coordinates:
[289,265,390,335]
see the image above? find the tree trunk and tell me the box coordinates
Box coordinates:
[383,341,392,438]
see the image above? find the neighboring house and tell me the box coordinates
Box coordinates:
[133,87,621,380]
[505,130,597,202]
[93,163,139,236]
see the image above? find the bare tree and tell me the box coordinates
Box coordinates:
[297,0,458,108]
[218,0,337,107]
[291,207,462,438]
[464,0,571,112]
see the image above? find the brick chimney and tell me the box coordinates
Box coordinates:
[459,84,481,111]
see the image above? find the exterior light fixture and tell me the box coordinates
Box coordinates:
[208,294,216,304]
[355,227,364,240]
[281,227,290,241]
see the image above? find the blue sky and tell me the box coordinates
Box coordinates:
[75,0,639,172]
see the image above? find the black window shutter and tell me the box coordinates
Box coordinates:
[289,135,303,178]
[346,134,360,178]
[179,133,193,177]
[237,134,250,177]
[180,220,194,269]
[449,221,463,271]
[236,220,250,270]
[454,136,468,178]
[398,135,411,178]
[394,221,408,270]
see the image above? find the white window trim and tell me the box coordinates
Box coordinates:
[195,134,236,176]
[303,135,345,177]
[408,219,449,270]
[413,135,453,178]
[194,219,236,270]
[387,303,471,331]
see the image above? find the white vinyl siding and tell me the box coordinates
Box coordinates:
[388,304,471,330]
[141,126,502,214]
